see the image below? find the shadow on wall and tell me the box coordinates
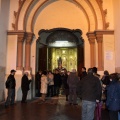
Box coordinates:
[17,87,22,101]
[0,90,5,102]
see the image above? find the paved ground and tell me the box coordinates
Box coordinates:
[0,97,109,120]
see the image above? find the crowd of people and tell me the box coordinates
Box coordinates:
[4,67,120,120]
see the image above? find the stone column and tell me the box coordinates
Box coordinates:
[17,33,24,70]
[24,33,33,70]
[95,32,103,70]
[87,32,96,67]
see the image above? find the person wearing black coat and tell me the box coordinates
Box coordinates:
[106,73,120,120]
[5,69,16,107]
[35,70,42,97]
[80,67,87,80]
[54,69,62,96]
[21,72,32,103]
[61,71,69,101]
[77,68,102,120]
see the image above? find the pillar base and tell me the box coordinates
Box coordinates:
[24,67,31,71]
[98,67,104,71]
[115,67,120,72]
[16,66,23,70]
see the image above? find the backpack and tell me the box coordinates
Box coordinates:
[5,80,9,89]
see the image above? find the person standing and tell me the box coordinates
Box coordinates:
[54,69,62,96]
[35,70,42,97]
[77,68,102,120]
[40,71,48,101]
[101,70,110,108]
[21,72,32,103]
[67,69,79,105]
[80,67,87,80]
[5,69,16,107]
[62,70,69,101]
[106,73,120,120]
[47,71,54,97]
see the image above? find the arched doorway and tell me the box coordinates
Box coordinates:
[35,28,84,96]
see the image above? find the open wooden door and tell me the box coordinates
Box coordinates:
[38,46,47,71]
[77,44,84,76]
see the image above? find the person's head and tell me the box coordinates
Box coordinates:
[48,71,52,74]
[67,71,70,75]
[71,69,76,73]
[110,73,119,82]
[55,69,59,74]
[104,70,109,76]
[92,67,97,74]
[87,68,93,75]
[10,69,16,75]
[24,72,29,76]
[82,67,86,72]
[39,70,42,74]
[42,71,47,76]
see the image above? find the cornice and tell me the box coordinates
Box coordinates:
[7,30,25,35]
[94,30,114,35]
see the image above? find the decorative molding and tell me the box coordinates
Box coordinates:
[12,0,26,30]
[12,23,15,30]
[18,33,25,42]
[14,11,18,18]
[94,30,114,35]
[86,32,96,44]
[103,9,107,16]
[105,22,110,30]
[26,32,34,44]
[7,30,25,35]
[97,0,103,5]
[96,0,109,30]
[19,0,23,7]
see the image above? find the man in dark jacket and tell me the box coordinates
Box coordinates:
[35,70,42,97]
[21,72,32,103]
[5,69,16,107]
[54,69,62,96]
[80,67,87,80]
[77,68,102,120]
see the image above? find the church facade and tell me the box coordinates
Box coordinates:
[0,0,120,101]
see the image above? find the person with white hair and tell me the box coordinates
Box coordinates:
[21,72,32,103]
[67,69,79,105]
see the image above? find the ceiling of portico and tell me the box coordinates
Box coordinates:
[13,0,108,37]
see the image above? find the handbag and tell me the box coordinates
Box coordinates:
[95,102,102,120]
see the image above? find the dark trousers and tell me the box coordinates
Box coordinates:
[22,89,28,102]
[36,82,41,97]
[5,89,15,106]
[69,88,77,104]
[54,86,60,96]
[64,89,69,101]
[109,110,118,120]
[47,85,54,97]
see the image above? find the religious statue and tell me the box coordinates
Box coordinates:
[58,57,62,69]
[57,57,66,73]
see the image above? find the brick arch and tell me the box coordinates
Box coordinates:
[30,0,91,32]
[14,0,107,32]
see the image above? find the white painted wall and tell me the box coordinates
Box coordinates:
[103,35,115,74]
[0,0,10,102]
[113,0,120,72]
